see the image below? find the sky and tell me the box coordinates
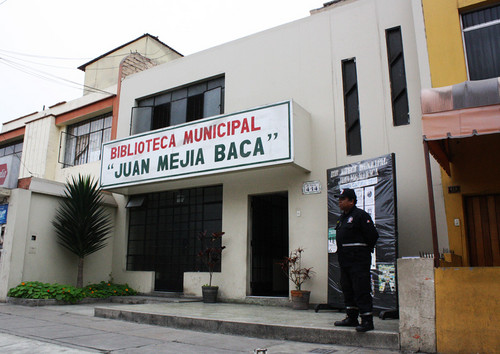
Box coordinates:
[0,0,327,125]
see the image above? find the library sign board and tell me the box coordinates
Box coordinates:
[101,101,294,189]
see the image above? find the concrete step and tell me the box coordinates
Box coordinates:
[94,302,399,350]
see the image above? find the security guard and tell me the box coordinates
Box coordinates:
[334,188,378,332]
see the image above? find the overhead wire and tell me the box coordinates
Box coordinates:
[0,48,90,61]
[0,56,114,95]
[0,51,80,70]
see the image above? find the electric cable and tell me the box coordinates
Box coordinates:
[0,51,80,70]
[0,57,114,95]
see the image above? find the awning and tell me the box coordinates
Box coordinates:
[421,77,500,175]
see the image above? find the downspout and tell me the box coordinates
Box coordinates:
[423,139,440,267]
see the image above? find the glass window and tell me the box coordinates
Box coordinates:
[462,5,500,80]
[63,112,112,167]
[341,58,362,156]
[133,76,225,134]
[386,26,410,126]
[0,140,23,158]
[127,185,223,292]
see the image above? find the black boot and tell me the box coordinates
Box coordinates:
[334,316,359,327]
[334,309,359,327]
[356,315,374,332]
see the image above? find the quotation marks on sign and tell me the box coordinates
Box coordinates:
[267,133,278,141]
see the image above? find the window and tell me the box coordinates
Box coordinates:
[63,113,112,167]
[462,5,500,80]
[0,140,23,158]
[131,76,224,135]
[127,185,223,291]
[341,58,362,155]
[386,26,410,126]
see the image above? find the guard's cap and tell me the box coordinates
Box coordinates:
[338,188,357,201]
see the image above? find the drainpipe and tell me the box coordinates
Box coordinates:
[423,139,440,267]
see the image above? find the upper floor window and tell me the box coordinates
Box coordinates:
[62,113,112,167]
[131,76,224,135]
[462,5,500,80]
[0,140,23,158]
[341,58,362,156]
[386,26,409,126]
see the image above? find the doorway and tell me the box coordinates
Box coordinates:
[250,193,289,296]
[464,194,500,266]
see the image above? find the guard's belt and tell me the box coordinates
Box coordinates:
[343,243,368,247]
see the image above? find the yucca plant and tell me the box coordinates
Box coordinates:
[52,175,112,288]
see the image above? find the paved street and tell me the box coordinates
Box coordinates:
[0,303,400,353]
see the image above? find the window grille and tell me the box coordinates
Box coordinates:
[127,185,223,292]
[61,113,112,167]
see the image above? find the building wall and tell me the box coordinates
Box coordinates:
[435,266,500,353]
[0,189,31,299]
[20,116,59,179]
[422,0,469,87]
[21,192,115,286]
[422,0,500,264]
[398,258,436,353]
[83,36,182,93]
[112,0,441,301]
[0,183,117,300]
[447,135,500,261]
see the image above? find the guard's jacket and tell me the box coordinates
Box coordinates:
[335,206,379,266]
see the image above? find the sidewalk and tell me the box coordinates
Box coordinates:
[94,300,399,350]
[0,299,401,353]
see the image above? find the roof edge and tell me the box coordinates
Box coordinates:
[77,33,183,71]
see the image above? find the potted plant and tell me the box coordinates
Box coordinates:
[279,247,315,310]
[198,231,225,303]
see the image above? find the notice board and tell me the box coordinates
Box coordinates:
[326,153,398,313]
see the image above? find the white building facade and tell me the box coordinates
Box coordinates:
[0,0,446,305]
[103,0,445,302]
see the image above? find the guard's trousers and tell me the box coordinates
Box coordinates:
[339,262,373,316]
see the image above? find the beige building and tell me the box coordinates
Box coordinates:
[0,34,182,300]
[0,0,445,311]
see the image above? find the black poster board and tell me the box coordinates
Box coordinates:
[326,153,398,314]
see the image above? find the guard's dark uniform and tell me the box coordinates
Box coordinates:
[336,205,378,320]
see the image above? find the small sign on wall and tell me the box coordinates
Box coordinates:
[448,185,460,194]
[302,181,321,195]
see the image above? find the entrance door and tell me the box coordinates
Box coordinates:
[250,193,289,296]
[464,194,500,266]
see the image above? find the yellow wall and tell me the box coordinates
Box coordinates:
[422,0,500,264]
[422,0,468,87]
[435,267,500,353]
[422,0,498,86]
[443,135,500,264]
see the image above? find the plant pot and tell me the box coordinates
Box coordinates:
[290,290,310,310]
[202,286,219,303]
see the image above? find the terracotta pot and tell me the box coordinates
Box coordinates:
[290,290,311,310]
